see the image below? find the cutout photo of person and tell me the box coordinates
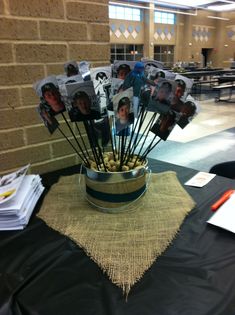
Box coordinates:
[41,82,65,115]
[34,76,66,115]
[96,72,108,83]
[150,112,176,141]
[37,103,59,134]
[79,60,91,81]
[147,80,172,114]
[91,117,110,147]
[93,71,110,114]
[174,74,193,102]
[65,81,101,122]
[117,64,131,80]
[170,80,186,113]
[70,91,101,122]
[177,100,197,129]
[115,96,134,133]
[64,61,79,77]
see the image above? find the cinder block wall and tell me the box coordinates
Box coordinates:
[0,0,110,175]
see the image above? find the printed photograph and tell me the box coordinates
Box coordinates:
[34,76,66,116]
[91,117,111,147]
[92,69,111,115]
[113,88,134,133]
[147,80,174,114]
[64,60,79,77]
[37,103,59,134]
[175,74,193,102]
[116,64,131,80]
[65,81,101,122]
[112,61,134,79]
[176,100,197,129]
[150,112,176,141]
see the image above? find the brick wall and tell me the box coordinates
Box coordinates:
[0,0,110,175]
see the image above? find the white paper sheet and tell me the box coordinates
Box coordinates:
[185,172,216,187]
[207,193,235,233]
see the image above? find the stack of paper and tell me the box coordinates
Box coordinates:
[0,165,44,230]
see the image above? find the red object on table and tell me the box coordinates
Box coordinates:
[211,190,235,211]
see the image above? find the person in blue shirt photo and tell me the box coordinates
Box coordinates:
[122,61,155,118]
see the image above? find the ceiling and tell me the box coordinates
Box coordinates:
[121,0,235,11]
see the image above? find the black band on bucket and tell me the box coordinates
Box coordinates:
[86,185,146,203]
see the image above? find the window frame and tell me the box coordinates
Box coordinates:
[109,5,142,21]
[111,44,144,63]
[154,11,175,25]
[154,45,175,67]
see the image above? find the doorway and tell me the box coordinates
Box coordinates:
[201,48,213,67]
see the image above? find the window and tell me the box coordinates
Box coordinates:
[111,44,144,63]
[109,5,141,21]
[154,45,174,67]
[154,11,175,24]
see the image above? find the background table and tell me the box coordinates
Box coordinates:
[1,159,235,315]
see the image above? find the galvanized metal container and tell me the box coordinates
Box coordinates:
[82,161,150,213]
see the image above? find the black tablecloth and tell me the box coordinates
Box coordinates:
[1,159,235,315]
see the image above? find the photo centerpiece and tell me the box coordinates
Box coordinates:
[34,60,198,212]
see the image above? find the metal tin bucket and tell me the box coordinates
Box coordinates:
[82,161,150,213]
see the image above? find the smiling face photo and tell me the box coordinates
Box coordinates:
[112,88,134,133]
[117,97,130,123]
[115,96,134,132]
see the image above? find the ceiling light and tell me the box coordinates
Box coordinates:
[207,3,235,11]
[157,0,213,5]
[156,7,197,16]
[207,15,230,21]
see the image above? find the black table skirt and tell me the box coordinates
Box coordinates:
[1,159,235,315]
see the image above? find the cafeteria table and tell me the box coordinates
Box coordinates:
[1,158,235,315]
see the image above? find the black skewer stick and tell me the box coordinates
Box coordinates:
[109,116,116,161]
[141,137,162,162]
[122,116,140,163]
[132,112,157,164]
[119,132,126,171]
[131,112,156,155]
[124,105,147,163]
[57,126,88,165]
[61,112,90,166]
[117,135,121,161]
[75,122,90,159]
[140,133,158,159]
[112,117,117,157]
[83,120,100,170]
[89,120,107,172]
[127,109,149,160]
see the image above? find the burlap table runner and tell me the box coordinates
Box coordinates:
[38,171,195,295]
